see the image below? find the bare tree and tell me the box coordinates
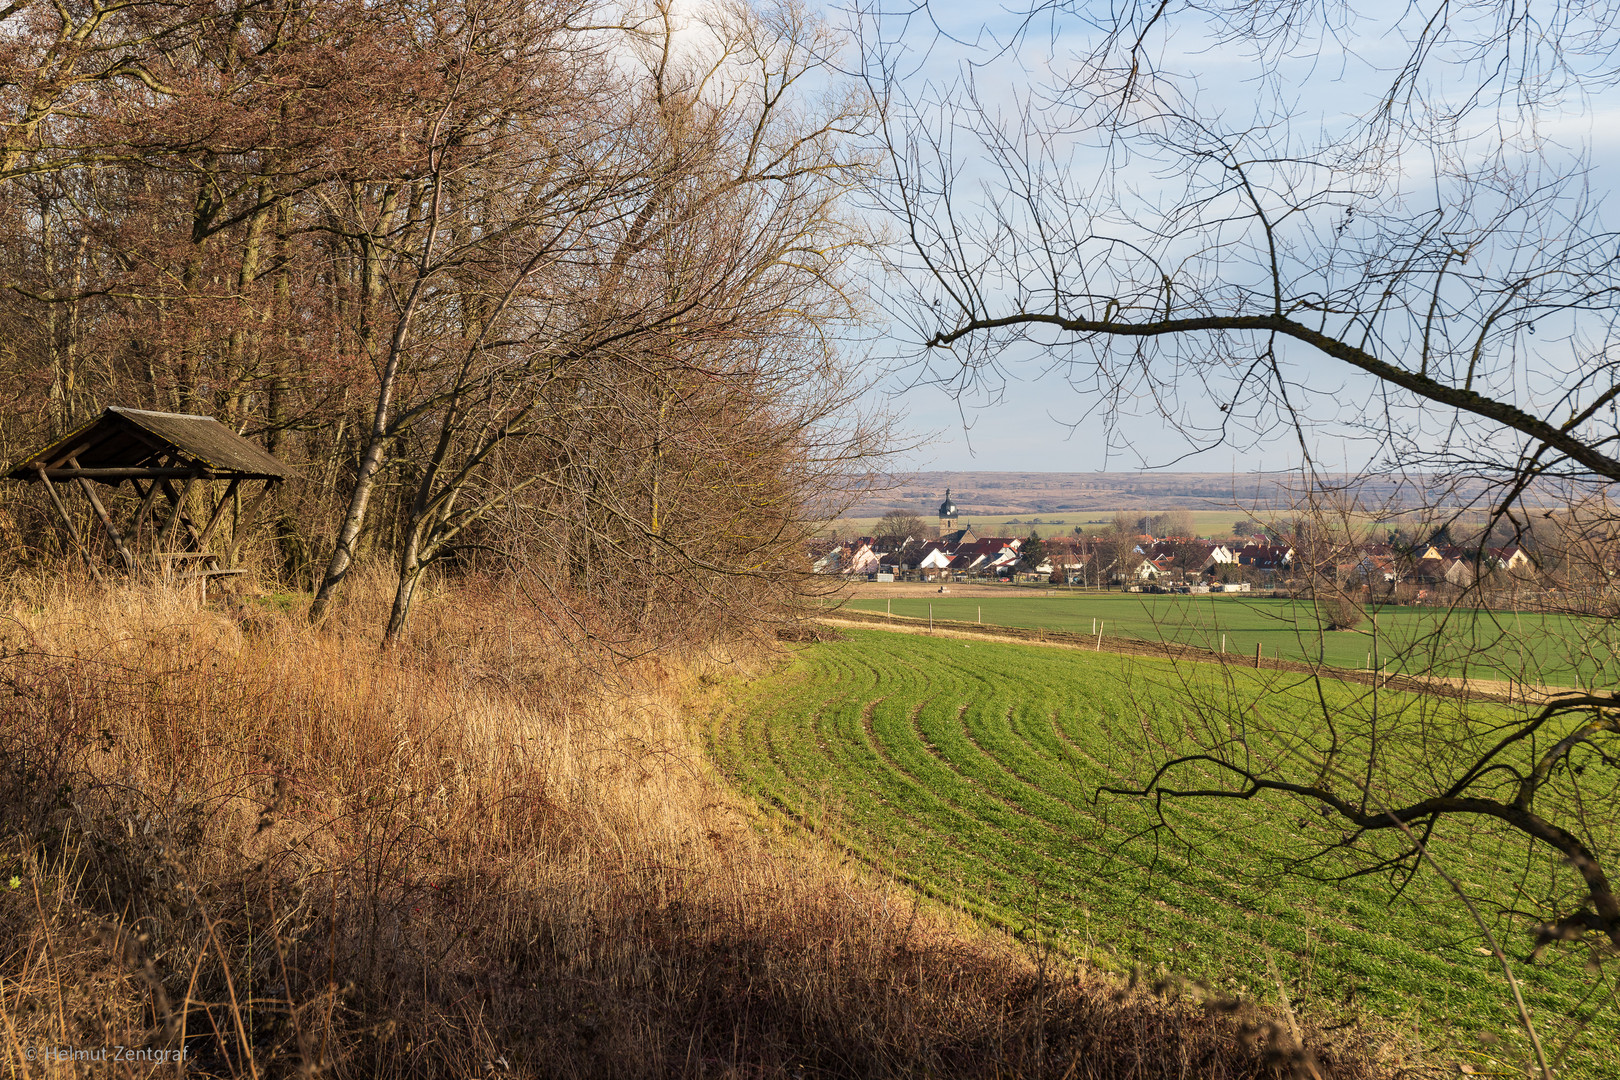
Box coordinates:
[875,509,927,547]
[1086,511,1136,587]
[304,0,615,624]
[0,0,887,650]
[861,0,1620,1061]
[368,0,878,641]
[0,0,506,569]
[865,1,1620,490]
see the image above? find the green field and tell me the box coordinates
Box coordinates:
[842,592,1612,687]
[710,629,1616,1074]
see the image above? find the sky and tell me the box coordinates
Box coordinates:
[813,0,1620,474]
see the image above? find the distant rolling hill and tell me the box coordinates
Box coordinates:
[845,470,1505,518]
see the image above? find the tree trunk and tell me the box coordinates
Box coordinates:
[309,185,413,624]
[310,434,390,621]
[382,526,426,645]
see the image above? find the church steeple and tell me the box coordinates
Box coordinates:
[938,488,958,536]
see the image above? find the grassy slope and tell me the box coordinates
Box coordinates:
[842,592,1609,686]
[2,581,1398,1080]
[708,628,1615,1076]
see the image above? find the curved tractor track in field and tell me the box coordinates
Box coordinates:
[708,629,1616,1076]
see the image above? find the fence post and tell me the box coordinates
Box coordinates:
[929,604,933,631]
[1255,642,1263,668]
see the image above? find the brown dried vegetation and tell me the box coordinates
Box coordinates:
[0,577,1396,1079]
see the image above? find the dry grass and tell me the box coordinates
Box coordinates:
[0,571,1399,1078]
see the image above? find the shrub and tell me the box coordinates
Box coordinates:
[1316,592,1366,631]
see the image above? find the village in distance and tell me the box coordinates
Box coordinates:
[813,471,1557,605]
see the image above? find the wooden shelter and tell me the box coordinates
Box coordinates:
[5,406,290,584]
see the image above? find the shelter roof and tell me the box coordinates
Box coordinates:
[6,407,290,483]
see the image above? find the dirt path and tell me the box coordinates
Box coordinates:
[820,609,1582,707]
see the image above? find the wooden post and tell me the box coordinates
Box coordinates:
[225,479,278,567]
[929,604,933,630]
[35,466,83,547]
[1255,641,1263,668]
[67,457,136,571]
[128,478,164,552]
[156,476,205,570]
[34,466,104,582]
[195,477,241,550]
[1221,633,1227,654]
[42,437,98,470]
[978,605,981,624]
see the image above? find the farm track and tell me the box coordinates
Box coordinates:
[821,608,1551,704]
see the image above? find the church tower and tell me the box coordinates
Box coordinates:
[938,488,958,537]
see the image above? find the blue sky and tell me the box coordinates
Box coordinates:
[827,0,1620,473]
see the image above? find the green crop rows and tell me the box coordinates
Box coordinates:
[842,592,1613,687]
[709,629,1617,1075]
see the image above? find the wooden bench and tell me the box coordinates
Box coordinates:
[158,554,247,597]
